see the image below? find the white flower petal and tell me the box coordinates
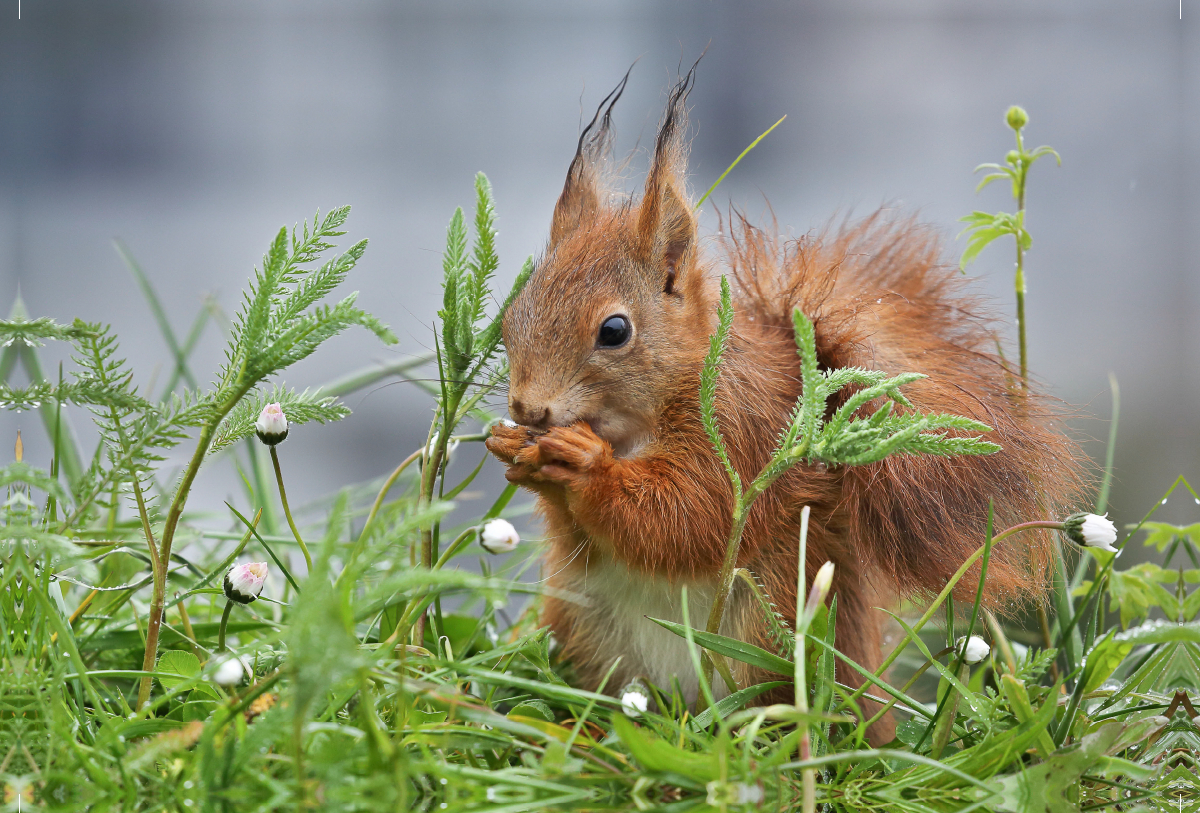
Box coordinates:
[1080,513,1118,550]
[621,690,649,717]
[480,519,519,554]
[212,655,247,686]
[224,562,268,604]
[255,403,289,445]
[956,635,991,664]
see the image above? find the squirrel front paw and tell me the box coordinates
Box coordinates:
[485,421,549,486]
[487,421,612,490]
[516,422,612,490]
[485,421,536,464]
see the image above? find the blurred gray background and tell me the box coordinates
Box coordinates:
[2,1,1197,547]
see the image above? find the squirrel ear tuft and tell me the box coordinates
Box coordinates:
[550,159,600,247]
[550,68,632,246]
[638,65,698,292]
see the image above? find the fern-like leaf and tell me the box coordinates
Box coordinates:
[209,386,350,455]
[699,276,741,502]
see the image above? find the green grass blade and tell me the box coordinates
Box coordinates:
[695,115,787,209]
[115,238,198,392]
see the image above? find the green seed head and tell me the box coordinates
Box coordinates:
[1006,106,1029,131]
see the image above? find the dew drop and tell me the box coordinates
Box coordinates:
[1162,498,1168,505]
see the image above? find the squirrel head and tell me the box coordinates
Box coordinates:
[503,68,714,457]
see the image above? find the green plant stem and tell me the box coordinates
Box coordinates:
[1014,126,1029,386]
[129,475,161,575]
[929,662,968,759]
[359,447,423,545]
[414,439,444,647]
[176,594,202,661]
[270,445,312,573]
[217,600,235,652]
[137,388,248,710]
[412,371,463,646]
[385,527,481,650]
[707,506,751,636]
[702,450,798,685]
[794,506,815,813]
[1014,261,1027,386]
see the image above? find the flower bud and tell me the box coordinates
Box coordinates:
[255,403,289,446]
[1005,105,1028,131]
[212,654,247,687]
[480,519,519,554]
[956,635,990,664]
[224,562,268,604]
[1005,149,1021,166]
[620,683,650,717]
[1063,512,1118,553]
[419,431,459,471]
[803,561,836,622]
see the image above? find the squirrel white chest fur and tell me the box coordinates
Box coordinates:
[556,554,746,704]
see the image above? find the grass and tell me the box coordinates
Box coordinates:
[0,119,1197,813]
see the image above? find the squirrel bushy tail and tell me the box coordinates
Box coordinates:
[721,211,1088,608]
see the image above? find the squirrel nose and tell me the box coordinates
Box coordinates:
[510,398,550,428]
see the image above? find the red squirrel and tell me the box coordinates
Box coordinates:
[485,68,1085,742]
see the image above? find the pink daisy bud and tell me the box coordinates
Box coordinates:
[803,561,836,622]
[224,562,268,604]
[255,403,289,446]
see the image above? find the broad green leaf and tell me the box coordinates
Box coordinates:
[508,699,555,722]
[156,650,201,691]
[1080,633,1133,695]
[1078,562,1178,627]
[1140,521,1200,553]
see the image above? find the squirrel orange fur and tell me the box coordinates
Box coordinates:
[485,69,1085,743]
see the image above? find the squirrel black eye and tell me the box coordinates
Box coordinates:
[596,315,632,349]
